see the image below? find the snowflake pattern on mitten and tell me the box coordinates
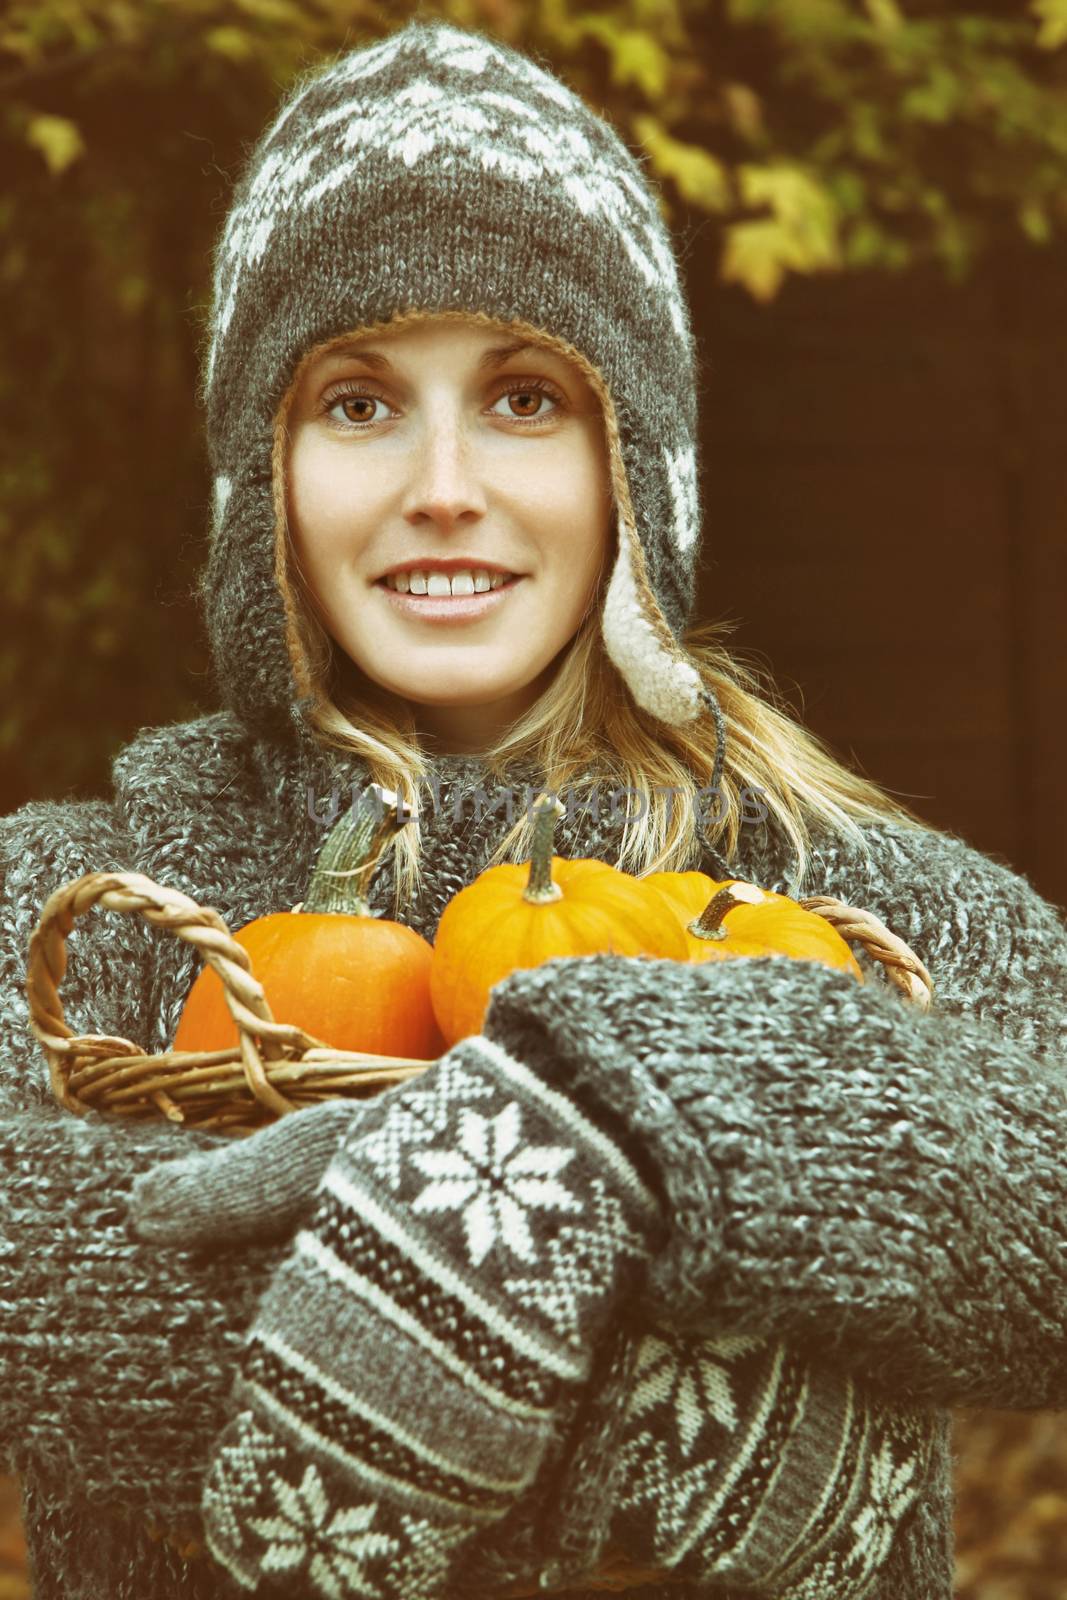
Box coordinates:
[200,1034,663,1598]
[204,1411,473,1600]
[608,1323,936,1599]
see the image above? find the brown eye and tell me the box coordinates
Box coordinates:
[322,384,397,430]
[509,389,544,417]
[489,381,564,424]
[323,380,565,431]
[338,395,380,423]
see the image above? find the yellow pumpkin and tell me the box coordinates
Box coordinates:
[173,788,445,1059]
[430,793,690,1045]
[643,870,864,982]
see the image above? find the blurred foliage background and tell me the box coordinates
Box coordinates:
[5,0,1067,809]
[3,1,1067,1594]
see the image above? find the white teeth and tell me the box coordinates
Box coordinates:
[385,567,515,595]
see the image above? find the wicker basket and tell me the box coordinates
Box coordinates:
[24,868,933,1591]
[27,870,933,1135]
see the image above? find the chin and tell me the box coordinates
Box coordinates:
[380,664,529,702]
[407,683,522,707]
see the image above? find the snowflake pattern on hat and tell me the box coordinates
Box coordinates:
[200,18,710,740]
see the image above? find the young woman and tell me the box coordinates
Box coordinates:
[1,18,1064,1600]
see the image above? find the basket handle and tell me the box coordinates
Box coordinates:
[25,870,329,1119]
[25,872,932,1129]
[800,895,933,1008]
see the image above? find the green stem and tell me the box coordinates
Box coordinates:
[687,885,744,943]
[523,792,564,905]
[301,786,409,916]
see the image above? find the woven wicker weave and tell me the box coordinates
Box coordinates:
[24,868,933,1592]
[27,870,932,1135]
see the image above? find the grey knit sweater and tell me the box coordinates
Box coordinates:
[7,19,1065,1597]
[2,708,1065,1598]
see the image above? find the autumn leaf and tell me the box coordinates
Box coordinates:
[1032,0,1067,50]
[863,0,904,33]
[575,17,672,98]
[722,82,765,143]
[1019,199,1052,242]
[721,163,841,298]
[205,25,254,61]
[634,114,732,210]
[24,114,85,176]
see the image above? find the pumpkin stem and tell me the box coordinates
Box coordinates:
[302,785,411,916]
[688,879,767,941]
[523,792,565,905]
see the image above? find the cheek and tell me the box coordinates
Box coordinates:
[513,435,612,568]
[287,437,370,570]
[570,456,613,588]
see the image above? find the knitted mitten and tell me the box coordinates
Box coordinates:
[604,1322,935,1600]
[132,1098,366,1248]
[195,1032,662,1598]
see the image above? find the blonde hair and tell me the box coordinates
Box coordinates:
[272,314,929,915]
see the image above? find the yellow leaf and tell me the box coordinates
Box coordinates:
[633,0,684,27]
[537,0,585,51]
[1019,200,1052,243]
[634,115,731,211]
[1033,0,1067,49]
[0,29,37,63]
[632,0,687,46]
[722,164,841,298]
[611,29,671,98]
[844,219,893,268]
[863,0,903,32]
[720,220,793,300]
[205,25,254,61]
[732,0,850,38]
[24,114,85,177]
[103,2,146,47]
[576,19,671,99]
[740,162,840,255]
[722,83,765,143]
[234,0,307,23]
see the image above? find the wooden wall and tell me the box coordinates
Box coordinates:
[690,242,1067,914]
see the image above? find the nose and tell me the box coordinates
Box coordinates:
[400,409,487,531]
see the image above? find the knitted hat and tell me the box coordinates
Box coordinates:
[199,18,718,746]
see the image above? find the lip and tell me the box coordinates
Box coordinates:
[376,574,524,623]
[378,558,520,579]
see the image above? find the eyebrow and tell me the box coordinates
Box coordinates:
[320,339,543,372]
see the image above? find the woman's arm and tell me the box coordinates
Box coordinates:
[481,821,1067,1411]
[0,798,276,1529]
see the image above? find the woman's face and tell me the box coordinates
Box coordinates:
[285,317,613,753]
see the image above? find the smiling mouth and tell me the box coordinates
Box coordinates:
[377,571,521,597]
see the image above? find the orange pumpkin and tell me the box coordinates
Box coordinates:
[643,870,864,982]
[430,793,690,1046]
[173,787,445,1059]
